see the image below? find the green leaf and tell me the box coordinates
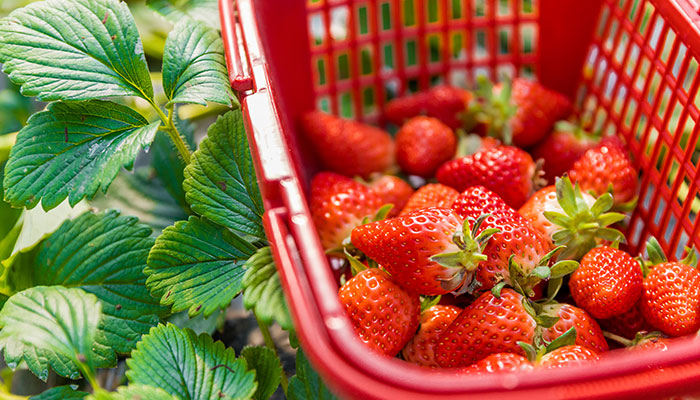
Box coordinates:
[0,163,21,243]
[7,211,169,354]
[162,19,233,106]
[147,0,219,30]
[3,100,160,210]
[288,350,338,400]
[242,247,294,331]
[30,386,88,400]
[88,385,177,400]
[183,111,265,241]
[167,309,223,336]
[150,117,195,212]
[549,260,579,279]
[0,0,153,102]
[0,286,101,380]
[126,323,257,400]
[146,216,257,317]
[545,327,577,352]
[241,346,282,400]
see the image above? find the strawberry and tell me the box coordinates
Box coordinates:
[518,176,625,260]
[435,289,537,367]
[402,305,461,367]
[464,77,571,147]
[399,184,459,216]
[531,121,600,184]
[451,186,563,294]
[569,246,643,319]
[368,175,414,218]
[310,172,382,250]
[396,116,457,178]
[568,136,638,207]
[300,111,394,178]
[540,303,608,353]
[633,335,671,352]
[640,238,700,337]
[437,145,544,209]
[462,353,533,374]
[385,85,472,130]
[351,207,496,295]
[599,302,652,340]
[538,345,599,369]
[338,268,420,356]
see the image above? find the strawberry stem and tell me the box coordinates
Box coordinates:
[602,331,633,347]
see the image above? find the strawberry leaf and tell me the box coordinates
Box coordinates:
[162,19,233,106]
[241,346,283,400]
[150,118,195,213]
[0,0,153,102]
[3,100,159,211]
[184,111,265,242]
[87,385,176,400]
[3,210,169,356]
[126,324,257,400]
[30,386,88,400]
[288,350,338,400]
[146,216,258,318]
[147,0,219,30]
[0,286,101,381]
[242,246,294,331]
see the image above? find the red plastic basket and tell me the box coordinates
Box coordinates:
[220,0,700,398]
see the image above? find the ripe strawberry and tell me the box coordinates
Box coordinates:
[640,238,700,337]
[538,345,599,369]
[399,184,459,216]
[569,246,643,319]
[518,176,625,260]
[437,145,544,209]
[599,302,652,340]
[435,289,537,367]
[310,172,382,250]
[540,303,608,353]
[462,353,533,374]
[339,268,420,356]
[633,335,671,351]
[300,111,394,178]
[451,186,558,294]
[531,121,600,184]
[368,175,414,218]
[385,85,472,130]
[568,136,638,207]
[351,207,495,295]
[396,116,457,178]
[465,77,571,147]
[402,305,461,367]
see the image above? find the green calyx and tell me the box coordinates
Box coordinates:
[641,236,699,277]
[518,303,577,363]
[554,120,601,143]
[430,214,500,294]
[504,246,579,298]
[462,76,518,144]
[545,175,626,261]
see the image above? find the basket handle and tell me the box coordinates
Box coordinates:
[219,0,253,93]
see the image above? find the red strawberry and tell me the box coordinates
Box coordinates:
[402,305,461,367]
[310,172,382,250]
[451,186,556,294]
[385,85,472,130]
[368,175,414,218]
[569,246,643,319]
[633,335,671,351]
[465,77,571,147]
[531,121,600,184]
[396,116,457,178]
[639,237,700,337]
[300,111,394,178]
[435,289,537,367]
[462,353,533,374]
[538,345,599,369]
[599,302,652,340]
[518,176,624,260]
[351,207,495,295]
[568,136,638,207]
[399,184,459,216]
[339,268,420,356]
[437,145,544,209]
[540,303,608,353]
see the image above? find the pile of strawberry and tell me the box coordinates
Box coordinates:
[301,77,700,373]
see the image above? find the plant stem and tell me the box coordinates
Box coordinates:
[150,101,191,164]
[0,392,27,400]
[602,331,633,347]
[254,312,289,396]
[78,361,101,395]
